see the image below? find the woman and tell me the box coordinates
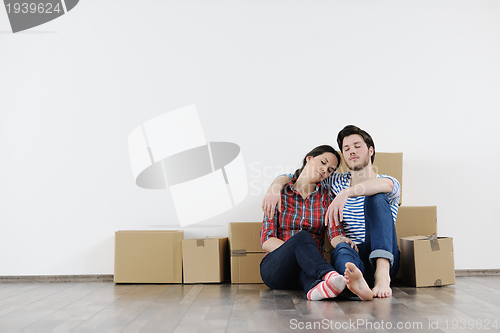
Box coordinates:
[260,145,346,301]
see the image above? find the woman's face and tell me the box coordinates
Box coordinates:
[304,152,338,182]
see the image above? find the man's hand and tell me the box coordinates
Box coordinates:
[325,190,348,228]
[262,190,282,219]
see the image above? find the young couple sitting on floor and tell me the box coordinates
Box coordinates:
[260,125,400,301]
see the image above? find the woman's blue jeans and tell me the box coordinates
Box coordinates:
[330,193,400,288]
[260,231,335,293]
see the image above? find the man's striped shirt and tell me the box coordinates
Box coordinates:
[322,172,400,244]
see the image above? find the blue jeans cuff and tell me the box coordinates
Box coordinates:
[369,250,394,267]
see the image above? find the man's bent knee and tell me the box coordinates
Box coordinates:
[365,193,389,206]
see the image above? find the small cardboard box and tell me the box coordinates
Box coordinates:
[228,222,265,283]
[338,152,403,204]
[400,235,455,287]
[114,230,183,283]
[182,237,228,283]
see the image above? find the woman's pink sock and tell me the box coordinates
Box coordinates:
[307,271,346,301]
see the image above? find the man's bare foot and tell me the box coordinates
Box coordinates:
[344,262,373,301]
[372,258,392,298]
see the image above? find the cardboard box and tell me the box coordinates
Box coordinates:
[228,222,265,283]
[396,206,437,249]
[182,237,228,283]
[338,152,403,204]
[114,230,183,284]
[400,235,455,287]
[228,222,264,253]
[230,253,266,284]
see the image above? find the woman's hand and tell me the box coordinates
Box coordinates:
[333,236,359,253]
[261,176,289,218]
[325,190,348,228]
[262,187,282,219]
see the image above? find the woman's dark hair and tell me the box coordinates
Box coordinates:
[292,145,341,179]
[336,125,375,164]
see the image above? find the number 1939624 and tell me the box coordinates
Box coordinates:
[6,2,62,14]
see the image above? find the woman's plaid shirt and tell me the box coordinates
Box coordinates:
[260,178,344,254]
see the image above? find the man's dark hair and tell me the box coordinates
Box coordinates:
[337,125,375,164]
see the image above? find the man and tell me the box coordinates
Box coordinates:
[262,125,400,299]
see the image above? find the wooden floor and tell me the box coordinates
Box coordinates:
[0,277,499,332]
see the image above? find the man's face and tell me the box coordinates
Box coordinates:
[342,134,373,171]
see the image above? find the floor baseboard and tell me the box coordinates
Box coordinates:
[1,270,499,283]
[454,269,500,277]
[0,275,114,283]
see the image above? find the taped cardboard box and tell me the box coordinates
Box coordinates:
[182,237,228,284]
[228,222,265,283]
[228,222,264,253]
[401,235,455,287]
[114,230,183,284]
[230,252,266,284]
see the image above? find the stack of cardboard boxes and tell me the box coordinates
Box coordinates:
[114,153,455,287]
[228,222,266,283]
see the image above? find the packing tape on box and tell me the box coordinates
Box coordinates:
[231,249,247,257]
[434,279,442,286]
[426,234,440,252]
[128,105,248,227]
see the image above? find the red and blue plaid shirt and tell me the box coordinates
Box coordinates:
[261,178,344,254]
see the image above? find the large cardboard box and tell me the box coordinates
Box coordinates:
[338,152,403,204]
[400,235,455,287]
[228,222,265,283]
[114,230,183,284]
[182,237,228,283]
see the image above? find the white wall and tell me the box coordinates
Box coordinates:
[1,0,499,275]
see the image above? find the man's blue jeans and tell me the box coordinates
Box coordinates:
[260,231,335,293]
[330,193,400,288]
